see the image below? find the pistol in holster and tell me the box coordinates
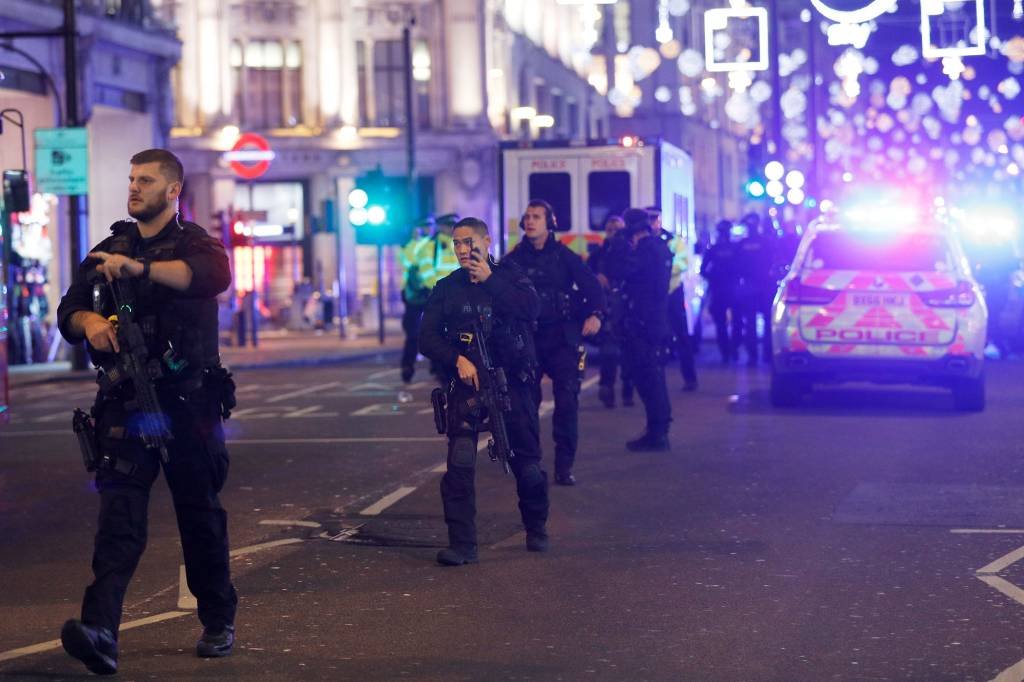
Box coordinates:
[431,387,448,435]
[73,408,102,472]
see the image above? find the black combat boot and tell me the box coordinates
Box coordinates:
[526,529,549,552]
[626,433,671,452]
[436,546,479,566]
[61,619,118,675]
[196,624,235,657]
[598,385,615,408]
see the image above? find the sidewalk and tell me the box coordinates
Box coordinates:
[8,320,404,388]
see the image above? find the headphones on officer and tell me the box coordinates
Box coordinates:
[519,199,557,232]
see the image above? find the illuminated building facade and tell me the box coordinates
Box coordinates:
[156,0,611,326]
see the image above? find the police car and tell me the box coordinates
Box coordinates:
[769,201,988,411]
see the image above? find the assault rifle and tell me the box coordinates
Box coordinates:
[468,314,514,474]
[95,278,173,463]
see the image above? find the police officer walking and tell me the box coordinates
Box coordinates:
[615,208,673,452]
[736,212,776,365]
[505,200,605,486]
[419,217,550,565]
[56,149,237,674]
[700,220,743,363]
[589,215,634,408]
[649,206,698,392]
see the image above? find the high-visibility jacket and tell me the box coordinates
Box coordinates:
[399,235,429,290]
[658,229,689,293]
[419,232,460,289]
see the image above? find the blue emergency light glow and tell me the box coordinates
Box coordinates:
[958,205,1019,243]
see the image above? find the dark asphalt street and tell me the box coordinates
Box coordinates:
[3,357,1024,680]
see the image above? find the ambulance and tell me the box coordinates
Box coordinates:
[499,137,699,321]
[770,199,988,411]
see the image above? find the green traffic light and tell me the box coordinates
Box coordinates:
[367,205,387,225]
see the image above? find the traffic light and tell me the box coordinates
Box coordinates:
[348,168,410,245]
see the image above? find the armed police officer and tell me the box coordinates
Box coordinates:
[700,220,743,363]
[505,199,605,486]
[613,208,674,452]
[419,217,550,565]
[589,215,635,408]
[56,149,237,675]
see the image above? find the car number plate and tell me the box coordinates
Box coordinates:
[851,293,905,306]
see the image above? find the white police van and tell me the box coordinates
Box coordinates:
[499,137,699,322]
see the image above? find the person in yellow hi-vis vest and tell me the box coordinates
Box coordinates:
[410,213,460,382]
[400,217,435,383]
[648,206,698,391]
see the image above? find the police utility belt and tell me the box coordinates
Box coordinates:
[72,365,237,475]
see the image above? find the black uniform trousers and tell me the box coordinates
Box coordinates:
[441,379,549,551]
[667,287,698,386]
[708,289,741,362]
[738,287,774,362]
[83,387,237,637]
[533,327,581,475]
[401,301,427,371]
[623,329,672,437]
[598,335,633,399]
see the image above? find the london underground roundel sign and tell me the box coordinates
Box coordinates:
[224,132,275,180]
[808,0,896,24]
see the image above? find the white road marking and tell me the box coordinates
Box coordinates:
[178,537,307,608]
[978,575,1024,607]
[224,407,264,419]
[350,403,404,416]
[258,519,323,528]
[282,405,338,418]
[490,531,526,549]
[0,611,190,663]
[178,565,197,610]
[539,400,554,417]
[348,382,397,393]
[368,368,400,380]
[992,655,1024,682]
[33,412,73,423]
[581,375,600,391]
[360,486,417,516]
[977,545,1024,575]
[265,381,341,403]
[951,529,1024,534]
[431,462,447,473]
[229,538,304,558]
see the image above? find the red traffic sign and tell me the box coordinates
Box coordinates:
[224,132,274,180]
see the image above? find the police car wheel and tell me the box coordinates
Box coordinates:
[952,375,985,413]
[770,371,803,408]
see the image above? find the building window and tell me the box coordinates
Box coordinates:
[528,172,571,232]
[231,39,302,129]
[587,171,630,231]
[356,39,432,129]
[567,101,580,140]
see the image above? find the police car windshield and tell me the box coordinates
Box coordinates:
[807,231,950,271]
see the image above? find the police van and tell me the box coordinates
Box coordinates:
[499,137,699,320]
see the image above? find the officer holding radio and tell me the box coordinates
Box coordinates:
[419,217,549,566]
[56,149,237,675]
[504,199,605,486]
